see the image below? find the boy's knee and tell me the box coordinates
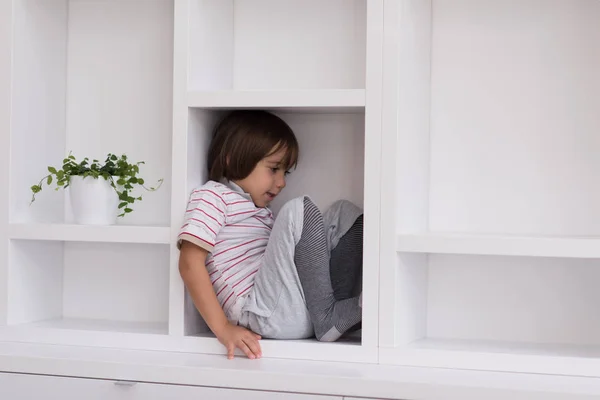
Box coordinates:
[279,196,317,217]
[327,199,362,215]
[302,196,319,216]
[278,196,306,216]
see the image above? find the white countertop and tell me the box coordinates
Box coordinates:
[0,341,599,400]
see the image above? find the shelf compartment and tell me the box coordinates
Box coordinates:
[188,0,366,91]
[396,233,600,258]
[10,0,173,227]
[177,106,377,362]
[6,240,170,336]
[8,223,171,245]
[381,252,600,377]
[187,89,365,112]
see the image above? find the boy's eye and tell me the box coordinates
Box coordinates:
[269,166,290,175]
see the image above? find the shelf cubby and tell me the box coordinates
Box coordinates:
[378,0,600,377]
[380,252,600,376]
[187,0,366,91]
[178,106,374,362]
[3,240,170,338]
[9,0,173,228]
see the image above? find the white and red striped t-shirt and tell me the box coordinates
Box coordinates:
[177,180,274,323]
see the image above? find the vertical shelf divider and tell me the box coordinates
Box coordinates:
[0,0,12,327]
[167,0,191,337]
[362,0,385,350]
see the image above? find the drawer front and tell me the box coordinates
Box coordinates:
[0,372,120,400]
[0,372,341,400]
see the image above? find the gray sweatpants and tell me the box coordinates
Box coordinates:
[238,196,362,339]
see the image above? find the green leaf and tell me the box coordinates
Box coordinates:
[48,166,57,174]
[111,154,117,161]
[31,185,41,193]
[46,176,52,185]
[118,202,128,209]
[124,208,132,213]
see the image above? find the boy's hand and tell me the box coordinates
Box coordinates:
[216,322,262,359]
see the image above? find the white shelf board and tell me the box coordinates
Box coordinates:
[0,325,374,364]
[8,223,171,244]
[379,338,600,378]
[186,332,373,364]
[187,89,365,112]
[396,233,600,258]
[20,318,168,335]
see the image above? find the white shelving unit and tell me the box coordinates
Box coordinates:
[0,0,383,365]
[2,0,600,396]
[379,0,600,378]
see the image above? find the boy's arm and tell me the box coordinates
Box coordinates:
[178,240,262,359]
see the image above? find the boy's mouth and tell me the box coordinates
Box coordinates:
[266,192,276,200]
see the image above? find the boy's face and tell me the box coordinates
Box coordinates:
[233,146,290,208]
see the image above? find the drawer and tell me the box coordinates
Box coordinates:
[0,372,341,400]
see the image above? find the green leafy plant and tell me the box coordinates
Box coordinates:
[30,152,163,217]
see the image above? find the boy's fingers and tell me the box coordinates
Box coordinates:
[238,341,255,359]
[244,337,262,358]
[226,344,235,359]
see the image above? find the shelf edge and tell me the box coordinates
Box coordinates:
[186,89,366,109]
[8,223,172,245]
[396,233,600,258]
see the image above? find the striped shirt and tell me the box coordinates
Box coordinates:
[177,180,274,323]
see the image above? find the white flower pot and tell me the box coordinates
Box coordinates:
[69,175,120,225]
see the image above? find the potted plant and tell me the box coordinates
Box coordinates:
[30,152,163,225]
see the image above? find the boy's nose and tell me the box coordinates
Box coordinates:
[277,175,286,189]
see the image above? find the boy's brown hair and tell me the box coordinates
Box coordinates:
[207,110,299,182]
